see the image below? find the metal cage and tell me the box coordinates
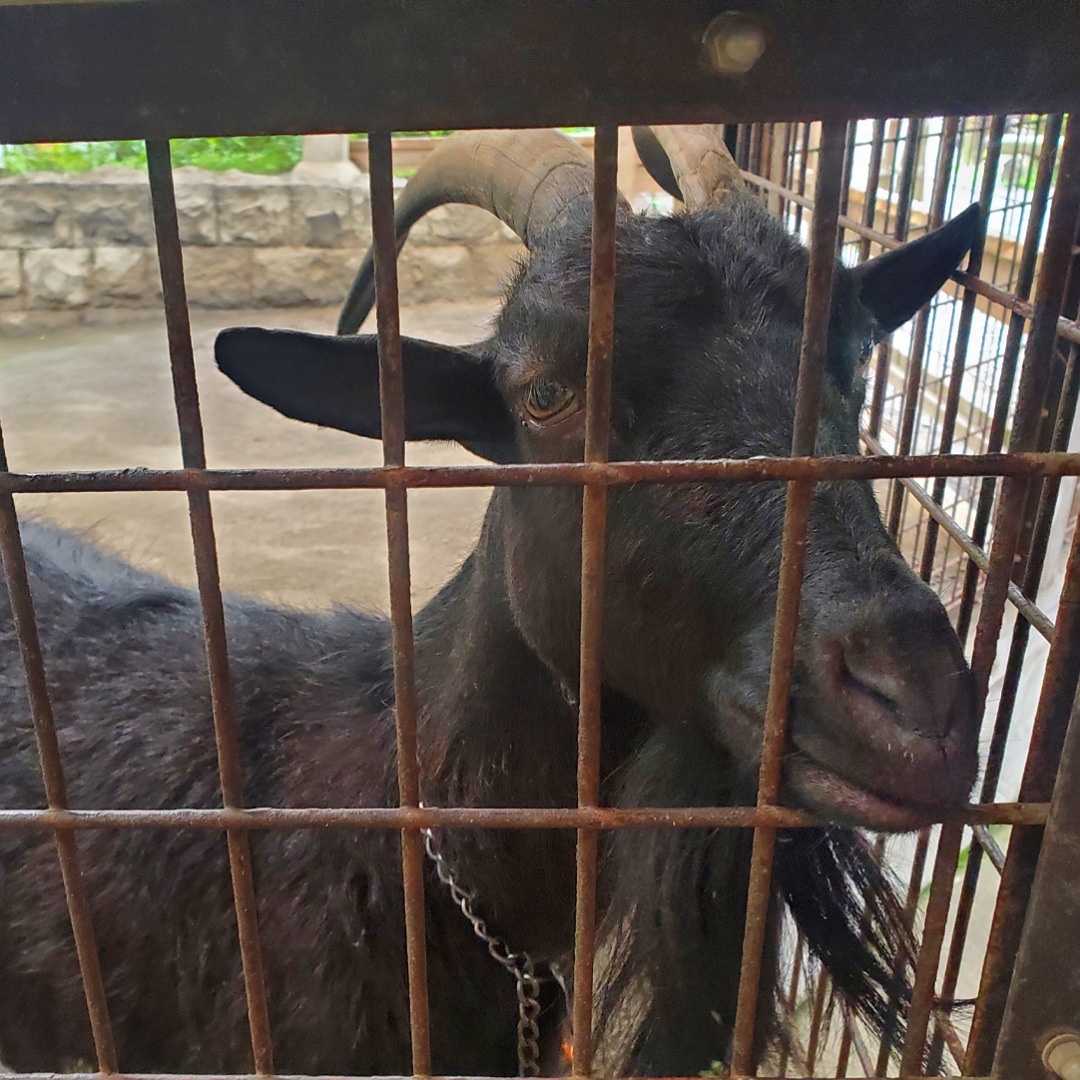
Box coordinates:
[0,2,1078,1079]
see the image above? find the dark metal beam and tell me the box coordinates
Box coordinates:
[3,0,1080,143]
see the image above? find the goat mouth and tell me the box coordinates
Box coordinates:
[785,751,962,832]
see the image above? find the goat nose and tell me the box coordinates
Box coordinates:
[821,614,965,743]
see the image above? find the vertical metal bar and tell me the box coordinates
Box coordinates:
[367,130,432,1078]
[736,124,751,171]
[969,116,1080,718]
[838,119,858,231]
[571,124,619,1077]
[919,116,1010,585]
[803,971,831,1074]
[874,825,932,1073]
[775,935,805,1076]
[864,119,892,439]
[956,115,1054,644]
[971,515,1080,1078]
[899,822,964,1073]
[145,139,274,1074]
[886,117,959,534]
[0,428,118,1072]
[965,115,1080,1075]
[729,121,847,1076]
[992,686,1080,1078]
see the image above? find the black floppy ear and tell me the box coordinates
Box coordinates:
[215,327,518,463]
[854,204,981,336]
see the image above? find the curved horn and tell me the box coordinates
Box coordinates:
[339,129,616,334]
[631,125,744,209]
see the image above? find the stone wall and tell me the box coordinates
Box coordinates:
[0,166,522,332]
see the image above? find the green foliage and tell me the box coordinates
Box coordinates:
[2,129,594,177]
[0,136,303,177]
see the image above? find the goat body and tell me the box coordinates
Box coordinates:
[0,127,980,1075]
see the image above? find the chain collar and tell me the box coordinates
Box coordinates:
[420,812,551,1077]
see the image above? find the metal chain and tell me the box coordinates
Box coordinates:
[421,821,546,1076]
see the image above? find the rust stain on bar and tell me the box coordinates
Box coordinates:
[919,116,1007,586]
[0,1074,999,1080]
[571,123,619,1079]
[1,451,1080,497]
[887,117,957,536]
[969,118,1080,723]
[730,119,848,1076]
[900,823,963,1073]
[957,115,1057,645]
[145,140,275,1075]
[0,452,118,1072]
[0,799,1046,832]
[968,484,1080,1071]
[368,130,432,1079]
[932,118,1074,1070]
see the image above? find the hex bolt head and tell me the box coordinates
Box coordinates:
[702,11,768,75]
[1044,1034,1080,1080]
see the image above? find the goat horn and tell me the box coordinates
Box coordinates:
[338,129,625,334]
[631,125,744,209]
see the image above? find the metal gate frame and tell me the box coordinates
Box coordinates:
[1,2,1079,1079]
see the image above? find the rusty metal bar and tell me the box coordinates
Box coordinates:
[918,116,1009,585]
[729,119,847,1076]
[0,434,118,1072]
[932,1009,968,1071]
[861,435,1055,642]
[968,115,1080,729]
[900,823,964,1073]
[991,687,1080,1077]
[571,124,619,1078]
[0,799,1045,832]
[957,115,1065,644]
[803,971,831,1074]
[886,117,958,535]
[774,933,805,1076]
[145,139,274,1075]
[971,824,1006,873]
[0,1071,993,1080]
[0,452,1078,497]
[937,200,1078,1047]
[367,130,432,1079]
[968,490,1080,1071]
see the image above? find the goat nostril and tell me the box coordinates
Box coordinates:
[821,632,961,742]
[833,650,907,723]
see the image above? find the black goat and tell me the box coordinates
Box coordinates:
[0,126,980,1076]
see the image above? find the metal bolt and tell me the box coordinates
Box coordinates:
[1044,1033,1080,1080]
[702,11,768,76]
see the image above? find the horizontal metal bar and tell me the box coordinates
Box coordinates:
[0,1071,993,1080]
[1,453,1080,497]
[3,0,1079,141]
[0,802,1048,832]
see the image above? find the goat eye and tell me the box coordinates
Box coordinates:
[523,379,577,423]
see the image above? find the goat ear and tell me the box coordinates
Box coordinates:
[215,327,518,462]
[854,204,981,336]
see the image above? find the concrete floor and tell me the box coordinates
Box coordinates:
[0,302,495,611]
